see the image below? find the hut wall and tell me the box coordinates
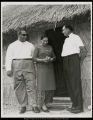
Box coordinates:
[2,67,19,111]
[74,20,91,110]
[28,30,44,46]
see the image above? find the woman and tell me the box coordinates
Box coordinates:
[33,36,56,112]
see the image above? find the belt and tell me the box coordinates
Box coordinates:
[62,53,79,58]
[13,58,33,60]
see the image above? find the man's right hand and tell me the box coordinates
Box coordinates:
[7,71,13,77]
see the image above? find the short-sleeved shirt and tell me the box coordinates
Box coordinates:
[61,33,84,57]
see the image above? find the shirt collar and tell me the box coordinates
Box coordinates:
[68,33,73,37]
[18,39,27,44]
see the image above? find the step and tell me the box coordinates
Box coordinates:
[47,103,72,110]
[53,97,71,103]
[47,97,72,109]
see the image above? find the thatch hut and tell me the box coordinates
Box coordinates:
[2,4,91,110]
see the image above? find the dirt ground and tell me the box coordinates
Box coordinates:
[2,102,92,118]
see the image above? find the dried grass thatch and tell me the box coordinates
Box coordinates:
[2,4,91,33]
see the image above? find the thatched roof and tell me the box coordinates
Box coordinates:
[3,4,91,33]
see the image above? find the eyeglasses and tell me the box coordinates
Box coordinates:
[21,34,27,36]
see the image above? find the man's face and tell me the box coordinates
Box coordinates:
[62,26,70,37]
[19,30,27,42]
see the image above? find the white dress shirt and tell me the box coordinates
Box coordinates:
[61,33,84,57]
[5,40,35,71]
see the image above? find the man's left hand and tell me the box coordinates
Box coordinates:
[79,46,87,59]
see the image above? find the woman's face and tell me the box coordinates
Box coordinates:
[41,37,48,46]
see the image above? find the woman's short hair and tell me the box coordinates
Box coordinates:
[41,35,48,40]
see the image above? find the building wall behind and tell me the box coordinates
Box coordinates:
[74,20,91,109]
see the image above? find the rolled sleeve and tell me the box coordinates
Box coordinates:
[77,36,84,47]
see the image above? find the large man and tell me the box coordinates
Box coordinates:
[5,29,40,113]
[61,24,87,113]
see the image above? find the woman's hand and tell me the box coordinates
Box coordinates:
[37,56,55,63]
[43,56,55,63]
[50,58,54,61]
[43,56,50,63]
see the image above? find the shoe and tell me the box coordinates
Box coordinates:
[70,109,83,113]
[41,106,49,112]
[41,108,49,112]
[20,106,26,114]
[67,106,83,113]
[32,107,40,113]
[66,106,76,111]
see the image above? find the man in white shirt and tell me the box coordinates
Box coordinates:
[61,24,87,113]
[5,29,40,113]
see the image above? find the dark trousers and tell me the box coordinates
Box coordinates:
[63,54,83,108]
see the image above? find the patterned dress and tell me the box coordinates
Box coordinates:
[33,45,56,107]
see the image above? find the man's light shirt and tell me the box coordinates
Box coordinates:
[61,33,84,57]
[5,40,35,71]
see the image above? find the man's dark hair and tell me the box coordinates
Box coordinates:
[17,28,27,36]
[63,24,74,31]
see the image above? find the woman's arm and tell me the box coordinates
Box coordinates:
[50,47,56,62]
[34,58,48,63]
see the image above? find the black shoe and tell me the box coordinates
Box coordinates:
[32,107,40,113]
[67,106,83,113]
[66,106,76,111]
[20,106,26,114]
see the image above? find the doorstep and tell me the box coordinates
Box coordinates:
[47,97,72,109]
